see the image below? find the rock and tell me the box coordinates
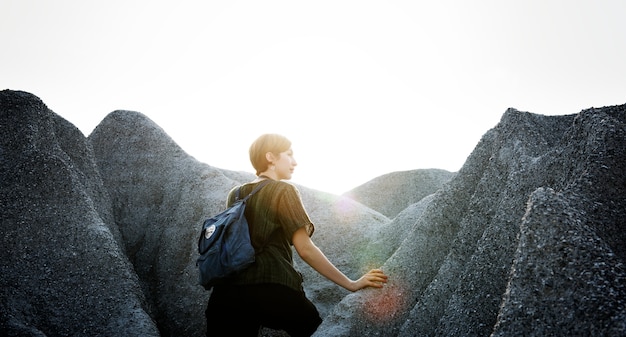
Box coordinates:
[343,168,455,218]
[315,107,626,336]
[2,89,624,336]
[0,90,159,336]
[88,108,390,335]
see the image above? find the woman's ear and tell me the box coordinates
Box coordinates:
[265,151,274,164]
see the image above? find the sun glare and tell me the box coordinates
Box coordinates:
[362,280,412,324]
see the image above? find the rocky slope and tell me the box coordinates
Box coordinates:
[315,105,626,336]
[343,169,455,218]
[1,89,624,336]
[1,90,159,336]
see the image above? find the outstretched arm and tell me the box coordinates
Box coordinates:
[292,227,388,292]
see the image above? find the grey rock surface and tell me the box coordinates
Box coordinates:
[87,110,390,335]
[343,168,455,218]
[314,106,626,336]
[0,90,159,336]
[2,89,625,336]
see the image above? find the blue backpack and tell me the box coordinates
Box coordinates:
[196,180,270,290]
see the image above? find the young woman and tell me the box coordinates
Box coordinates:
[205,133,388,337]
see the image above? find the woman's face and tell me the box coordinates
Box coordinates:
[273,148,297,180]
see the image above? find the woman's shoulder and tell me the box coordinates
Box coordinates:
[271,179,296,188]
[237,179,298,196]
[257,180,303,200]
[257,179,295,193]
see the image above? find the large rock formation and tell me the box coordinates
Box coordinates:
[0,90,160,336]
[87,108,389,335]
[343,169,455,218]
[0,90,390,336]
[315,105,626,336]
[1,89,624,336]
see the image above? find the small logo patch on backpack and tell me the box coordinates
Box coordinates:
[204,224,216,239]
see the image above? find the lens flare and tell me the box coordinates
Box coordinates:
[331,196,360,218]
[362,280,412,324]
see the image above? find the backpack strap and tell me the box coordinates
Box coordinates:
[234,179,272,255]
[235,179,271,202]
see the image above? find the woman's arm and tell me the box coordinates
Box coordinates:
[292,227,388,292]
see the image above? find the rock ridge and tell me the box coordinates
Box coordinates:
[1,90,624,336]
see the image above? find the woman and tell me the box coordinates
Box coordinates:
[205,133,388,337]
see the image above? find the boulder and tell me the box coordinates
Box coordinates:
[343,168,455,218]
[2,89,624,336]
[315,106,626,336]
[0,90,159,336]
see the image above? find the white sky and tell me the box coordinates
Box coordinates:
[2,1,625,194]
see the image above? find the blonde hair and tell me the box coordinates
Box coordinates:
[249,134,292,175]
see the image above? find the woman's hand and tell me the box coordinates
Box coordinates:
[349,269,388,292]
[293,228,389,292]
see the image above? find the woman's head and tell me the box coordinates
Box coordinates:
[249,134,293,176]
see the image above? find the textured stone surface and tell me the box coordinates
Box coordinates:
[1,89,624,336]
[343,168,455,218]
[87,110,389,335]
[315,106,626,336]
[0,90,159,336]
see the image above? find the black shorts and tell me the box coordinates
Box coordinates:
[205,283,322,337]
